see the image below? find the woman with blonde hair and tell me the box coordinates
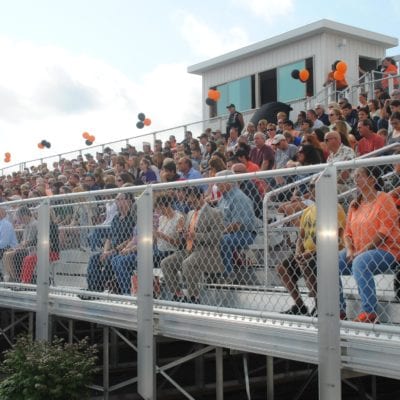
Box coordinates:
[332,120,351,147]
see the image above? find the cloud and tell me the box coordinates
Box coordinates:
[177,11,250,58]
[233,0,295,23]
[0,37,202,168]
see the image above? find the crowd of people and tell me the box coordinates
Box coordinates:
[0,84,400,323]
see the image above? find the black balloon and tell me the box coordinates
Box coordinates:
[291,69,300,79]
[205,97,216,106]
[45,141,51,148]
[85,140,93,146]
[136,121,144,129]
[137,113,146,121]
[41,139,47,146]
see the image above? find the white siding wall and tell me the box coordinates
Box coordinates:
[201,32,387,119]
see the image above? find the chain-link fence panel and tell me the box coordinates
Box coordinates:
[0,198,42,286]
[337,162,400,324]
[49,189,138,295]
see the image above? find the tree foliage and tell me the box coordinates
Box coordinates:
[0,335,98,400]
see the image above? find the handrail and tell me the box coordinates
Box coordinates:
[0,108,257,176]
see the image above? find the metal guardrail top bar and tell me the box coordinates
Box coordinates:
[0,108,256,176]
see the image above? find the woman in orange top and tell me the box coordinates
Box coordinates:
[381,57,399,91]
[324,61,348,91]
[339,166,400,323]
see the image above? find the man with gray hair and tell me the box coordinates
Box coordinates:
[0,208,18,274]
[314,103,329,126]
[216,170,256,277]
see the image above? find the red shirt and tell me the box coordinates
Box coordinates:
[357,134,385,156]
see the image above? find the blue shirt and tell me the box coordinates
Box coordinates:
[0,218,18,249]
[180,168,207,192]
[218,186,256,232]
[109,212,136,248]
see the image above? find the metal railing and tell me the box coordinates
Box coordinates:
[0,108,257,176]
[1,154,400,398]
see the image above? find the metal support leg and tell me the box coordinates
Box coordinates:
[243,353,251,400]
[371,375,377,400]
[68,320,73,344]
[28,312,34,337]
[267,355,274,400]
[216,347,224,400]
[110,328,118,368]
[103,326,109,400]
[195,344,205,391]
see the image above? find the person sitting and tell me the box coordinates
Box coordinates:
[339,166,400,323]
[161,187,224,303]
[325,131,355,192]
[231,163,262,219]
[356,119,385,156]
[86,192,136,293]
[153,194,185,269]
[3,206,37,282]
[0,207,18,279]
[277,182,346,315]
[19,218,60,284]
[249,132,275,170]
[216,170,257,277]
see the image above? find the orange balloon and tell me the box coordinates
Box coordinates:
[333,71,345,81]
[208,89,218,101]
[89,135,95,142]
[38,143,45,149]
[144,118,152,126]
[4,152,10,158]
[82,132,90,139]
[4,158,10,163]
[336,61,347,74]
[214,90,221,101]
[299,69,310,81]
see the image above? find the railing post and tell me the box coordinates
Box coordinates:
[36,198,50,341]
[137,187,155,400]
[316,165,341,400]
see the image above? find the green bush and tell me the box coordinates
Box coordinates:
[0,335,98,400]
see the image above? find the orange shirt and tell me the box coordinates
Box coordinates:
[345,192,400,259]
[328,71,348,90]
[381,64,399,89]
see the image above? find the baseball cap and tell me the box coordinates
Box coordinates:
[226,104,235,108]
[272,134,286,145]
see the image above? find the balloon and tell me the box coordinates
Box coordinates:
[291,69,300,79]
[41,139,47,146]
[144,118,151,126]
[89,135,96,142]
[45,141,51,149]
[333,71,345,81]
[299,69,310,81]
[4,158,10,163]
[85,140,93,146]
[38,143,45,149]
[205,98,216,106]
[136,121,144,129]
[208,89,220,101]
[137,113,146,122]
[336,61,347,74]
[82,132,90,139]
[4,152,10,158]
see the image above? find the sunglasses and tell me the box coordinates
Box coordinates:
[267,128,275,131]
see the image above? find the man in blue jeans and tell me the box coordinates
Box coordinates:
[86,192,136,292]
[216,170,256,278]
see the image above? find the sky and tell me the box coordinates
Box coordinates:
[1,0,400,170]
